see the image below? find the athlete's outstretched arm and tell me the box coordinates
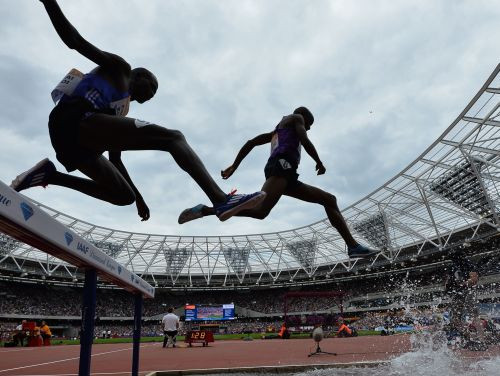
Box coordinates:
[294,117,326,175]
[108,151,150,221]
[39,0,129,72]
[221,132,273,179]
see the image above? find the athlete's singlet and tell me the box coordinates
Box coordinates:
[270,125,301,166]
[60,72,130,117]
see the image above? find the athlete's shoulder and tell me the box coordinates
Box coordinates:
[277,114,305,132]
[100,52,131,76]
[277,114,301,128]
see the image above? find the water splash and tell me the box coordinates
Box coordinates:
[388,332,469,376]
[301,332,499,376]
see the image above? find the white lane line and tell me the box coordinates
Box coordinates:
[10,373,156,376]
[0,348,39,353]
[0,343,134,353]
[0,344,155,374]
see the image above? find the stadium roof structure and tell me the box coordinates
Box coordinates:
[1,64,500,287]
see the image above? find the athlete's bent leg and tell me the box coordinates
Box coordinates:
[235,176,288,219]
[78,114,227,205]
[49,156,136,205]
[284,183,358,247]
[11,157,135,206]
[178,176,287,223]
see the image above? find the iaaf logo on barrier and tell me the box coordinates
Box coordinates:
[64,232,74,246]
[0,194,11,207]
[77,242,89,255]
[20,202,34,221]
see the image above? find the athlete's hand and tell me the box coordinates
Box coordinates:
[136,196,150,221]
[316,162,326,175]
[221,165,236,180]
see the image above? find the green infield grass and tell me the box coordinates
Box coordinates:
[41,329,381,346]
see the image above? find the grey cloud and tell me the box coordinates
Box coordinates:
[0,55,53,138]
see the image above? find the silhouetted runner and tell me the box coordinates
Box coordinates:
[179,107,377,258]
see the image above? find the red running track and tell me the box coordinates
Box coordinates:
[0,336,498,376]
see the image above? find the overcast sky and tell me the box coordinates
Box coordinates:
[0,0,499,237]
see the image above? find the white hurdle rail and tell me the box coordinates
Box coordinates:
[0,180,154,298]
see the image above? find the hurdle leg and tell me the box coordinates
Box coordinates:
[79,268,97,376]
[132,293,143,376]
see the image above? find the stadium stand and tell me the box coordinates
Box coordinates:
[1,234,498,344]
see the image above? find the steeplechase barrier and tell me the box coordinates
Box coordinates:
[0,180,155,376]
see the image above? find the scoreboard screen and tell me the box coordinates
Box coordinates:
[185,303,235,321]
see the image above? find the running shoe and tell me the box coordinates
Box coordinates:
[347,244,379,259]
[10,158,56,192]
[215,191,266,221]
[178,204,205,224]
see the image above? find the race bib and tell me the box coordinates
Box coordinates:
[51,68,84,104]
[110,96,130,117]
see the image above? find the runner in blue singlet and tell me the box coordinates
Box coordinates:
[10,0,265,223]
[178,107,378,259]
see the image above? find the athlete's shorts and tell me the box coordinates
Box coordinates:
[48,97,112,172]
[264,154,303,190]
